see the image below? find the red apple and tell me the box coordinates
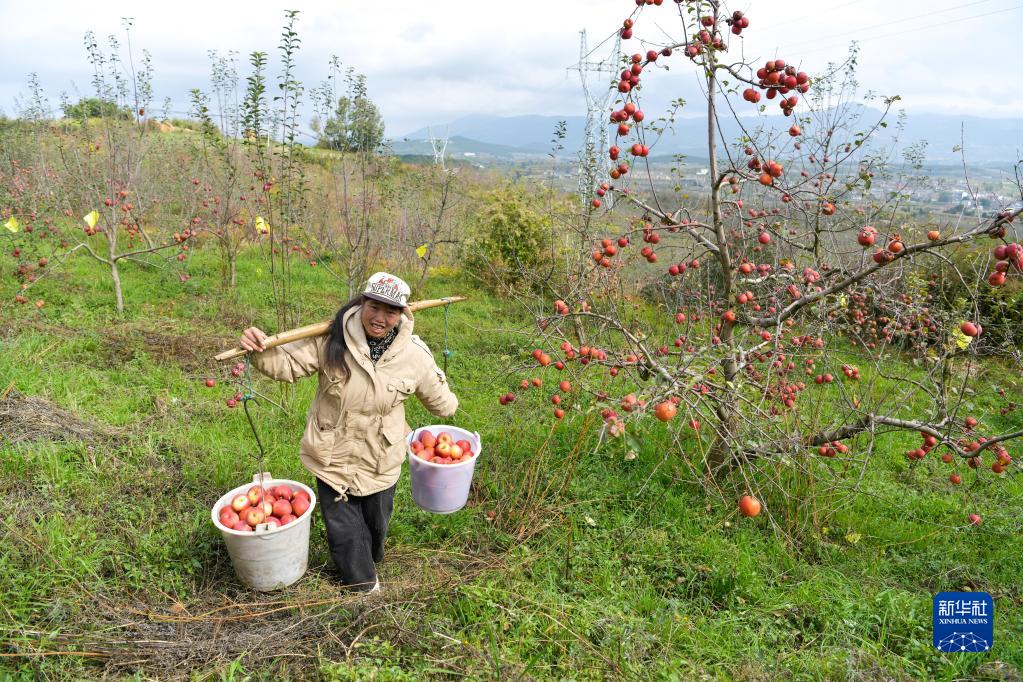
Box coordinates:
[292,496,310,517]
[246,486,263,506]
[232,520,251,532]
[456,440,472,453]
[279,513,296,525]
[960,321,979,337]
[273,485,293,501]
[231,494,251,513]
[273,499,292,517]
[739,495,762,517]
[654,401,677,422]
[219,508,239,527]
[244,507,266,526]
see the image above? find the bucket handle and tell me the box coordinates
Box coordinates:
[252,471,274,487]
[252,473,273,532]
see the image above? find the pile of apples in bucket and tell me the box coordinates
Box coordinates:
[410,430,476,464]
[217,484,311,531]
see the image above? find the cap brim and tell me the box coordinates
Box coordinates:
[363,292,408,309]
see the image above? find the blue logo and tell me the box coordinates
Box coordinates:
[933,592,993,652]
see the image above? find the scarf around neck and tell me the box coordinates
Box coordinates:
[366,323,399,363]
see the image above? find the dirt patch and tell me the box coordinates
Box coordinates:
[0,386,126,448]
[143,331,235,373]
[101,325,235,374]
[207,308,257,335]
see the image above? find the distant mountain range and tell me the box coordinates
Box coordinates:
[392,109,1023,166]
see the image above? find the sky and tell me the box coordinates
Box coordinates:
[1,0,1021,141]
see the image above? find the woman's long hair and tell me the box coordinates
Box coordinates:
[324,294,366,379]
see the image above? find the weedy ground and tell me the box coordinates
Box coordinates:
[0,246,1020,680]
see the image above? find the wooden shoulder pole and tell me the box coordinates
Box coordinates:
[214,296,467,363]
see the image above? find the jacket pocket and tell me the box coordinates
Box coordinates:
[386,377,418,409]
[300,414,337,467]
[375,415,408,474]
[313,377,346,430]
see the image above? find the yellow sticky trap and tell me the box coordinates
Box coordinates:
[415,243,427,259]
[83,210,99,229]
[255,216,269,234]
[3,216,19,233]
[952,325,973,350]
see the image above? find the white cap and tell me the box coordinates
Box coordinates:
[362,272,411,309]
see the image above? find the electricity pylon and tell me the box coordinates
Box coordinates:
[567,29,621,206]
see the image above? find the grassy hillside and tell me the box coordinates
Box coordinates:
[0,245,1020,680]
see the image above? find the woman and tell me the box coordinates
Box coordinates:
[239,272,458,592]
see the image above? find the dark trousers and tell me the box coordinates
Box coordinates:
[316,478,395,592]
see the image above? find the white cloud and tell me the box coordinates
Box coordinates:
[1,0,1020,135]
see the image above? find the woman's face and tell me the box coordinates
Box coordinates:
[361,298,403,339]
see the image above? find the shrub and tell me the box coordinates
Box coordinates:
[462,186,559,290]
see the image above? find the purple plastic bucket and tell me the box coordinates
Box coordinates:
[407,425,482,514]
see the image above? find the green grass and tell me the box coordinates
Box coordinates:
[0,245,1020,680]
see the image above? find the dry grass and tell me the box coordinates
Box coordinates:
[1,545,509,680]
[0,386,126,448]
[101,323,234,374]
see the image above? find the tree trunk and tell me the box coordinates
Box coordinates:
[705,54,741,474]
[111,259,124,313]
[109,223,124,313]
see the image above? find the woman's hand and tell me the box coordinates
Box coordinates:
[240,327,268,353]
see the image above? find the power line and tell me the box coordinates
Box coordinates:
[757,0,864,32]
[783,3,1023,56]
[772,0,1002,52]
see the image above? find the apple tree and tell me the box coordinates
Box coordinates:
[502,0,1023,527]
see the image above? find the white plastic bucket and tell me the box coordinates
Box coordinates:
[407,425,482,514]
[210,472,317,591]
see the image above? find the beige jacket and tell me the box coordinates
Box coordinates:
[250,304,458,498]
